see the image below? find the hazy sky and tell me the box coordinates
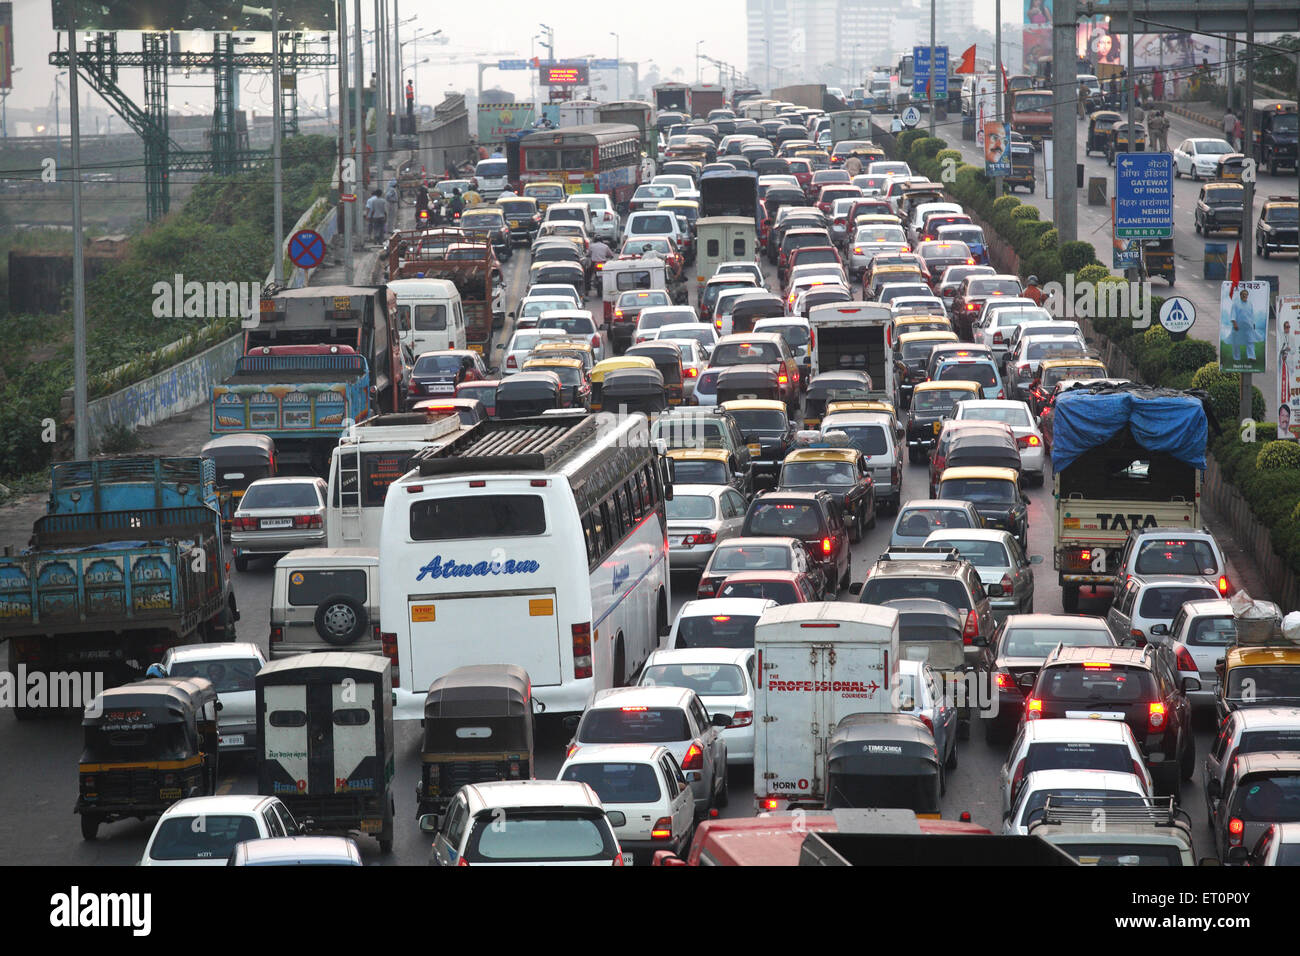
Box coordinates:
[6,0,1003,117]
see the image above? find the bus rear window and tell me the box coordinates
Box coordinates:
[410,495,546,540]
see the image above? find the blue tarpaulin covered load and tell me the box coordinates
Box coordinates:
[1051,385,1210,473]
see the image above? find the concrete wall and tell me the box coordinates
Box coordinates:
[85,333,243,440]
[418,94,472,177]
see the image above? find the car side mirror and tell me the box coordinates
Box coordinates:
[848,581,863,596]
[418,813,440,834]
[1182,676,1202,693]
[1017,672,1036,692]
[712,712,733,728]
[972,635,989,647]
[605,810,627,827]
[1150,623,1169,636]
[1029,554,1044,565]
[507,311,515,319]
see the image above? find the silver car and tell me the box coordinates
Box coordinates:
[889,499,983,549]
[232,476,328,572]
[924,528,1040,617]
[667,483,748,571]
[1167,598,1281,710]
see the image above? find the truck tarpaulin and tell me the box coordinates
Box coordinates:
[1050,387,1209,472]
[477,102,537,149]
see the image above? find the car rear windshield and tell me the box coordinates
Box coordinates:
[239,482,319,509]
[961,405,1031,427]
[829,424,889,455]
[1186,616,1236,646]
[912,388,969,411]
[860,577,972,610]
[711,545,792,573]
[676,614,761,649]
[1022,790,1148,825]
[720,580,800,603]
[940,477,1017,504]
[1024,741,1136,775]
[1226,666,1300,701]
[858,226,908,243]
[149,815,262,861]
[671,460,728,484]
[560,762,662,804]
[461,213,503,229]
[1233,773,1300,822]
[522,298,572,317]
[970,279,1022,296]
[897,507,976,533]
[928,538,1010,568]
[580,706,691,743]
[166,657,259,695]
[631,214,674,234]
[643,662,746,696]
[938,362,998,387]
[711,341,782,366]
[745,501,822,537]
[1052,842,1183,866]
[466,811,615,863]
[288,568,368,608]
[618,290,670,307]
[1027,341,1087,360]
[398,304,447,331]
[409,495,546,540]
[1001,627,1112,657]
[1134,540,1220,576]
[538,315,595,335]
[1267,206,1300,222]
[901,340,945,361]
[639,310,694,330]
[729,409,788,432]
[500,200,535,217]
[1038,664,1157,702]
[1240,729,1300,755]
[667,495,715,520]
[1137,586,1219,619]
[782,461,856,486]
[939,228,984,245]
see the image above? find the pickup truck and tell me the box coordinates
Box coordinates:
[1051,385,1209,612]
[0,456,237,714]
[386,233,505,354]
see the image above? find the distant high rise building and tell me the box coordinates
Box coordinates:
[747,0,793,88]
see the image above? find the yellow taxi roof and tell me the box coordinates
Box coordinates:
[899,330,959,343]
[826,400,895,416]
[659,199,700,210]
[523,356,583,370]
[592,356,656,379]
[856,214,903,225]
[940,466,1020,482]
[524,181,566,191]
[721,399,788,412]
[894,316,952,328]
[533,339,594,354]
[667,447,732,462]
[872,263,921,273]
[499,195,538,206]
[1226,646,1300,666]
[1040,358,1105,372]
[785,447,859,463]
[914,379,981,394]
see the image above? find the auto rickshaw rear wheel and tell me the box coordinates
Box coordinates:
[378,796,395,854]
[80,814,101,841]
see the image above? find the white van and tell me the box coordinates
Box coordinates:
[389,278,467,356]
[695,216,758,292]
[474,157,509,200]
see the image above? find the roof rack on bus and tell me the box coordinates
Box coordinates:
[412,412,598,476]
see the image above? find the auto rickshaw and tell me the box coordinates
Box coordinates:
[589,356,656,412]
[715,364,783,405]
[1006,143,1036,193]
[494,370,566,418]
[625,342,686,406]
[666,447,744,493]
[803,370,875,429]
[415,664,538,820]
[1084,110,1121,157]
[824,712,943,814]
[826,399,897,420]
[529,338,596,373]
[76,677,221,840]
[201,432,277,533]
[729,293,787,336]
[1142,236,1175,286]
[521,356,590,408]
[257,652,396,852]
[1216,152,1249,181]
[601,367,669,415]
[455,378,500,417]
[1106,122,1147,165]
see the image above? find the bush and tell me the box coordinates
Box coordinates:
[1257,440,1300,471]
[1039,227,1060,251]
[1241,468,1300,525]
[98,421,142,454]
[1076,263,1110,285]
[1010,205,1040,221]
[1143,326,1172,348]
[910,136,946,161]
[1023,249,1064,287]
[1060,240,1100,273]
[936,149,962,166]
[1168,339,1217,373]
[1191,362,1226,390]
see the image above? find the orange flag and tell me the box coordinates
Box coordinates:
[955,45,977,74]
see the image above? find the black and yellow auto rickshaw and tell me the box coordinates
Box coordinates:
[625,342,686,406]
[1216,152,1249,182]
[493,370,565,418]
[76,677,221,840]
[416,664,538,820]
[1005,143,1036,193]
[1106,122,1147,165]
[601,367,669,415]
[201,433,277,532]
[1142,236,1175,285]
[824,712,943,815]
[1084,110,1121,157]
[589,356,656,412]
[715,364,783,405]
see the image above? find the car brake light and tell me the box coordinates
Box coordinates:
[760,797,781,811]
[962,609,978,644]
[1218,575,1229,595]
[270,625,283,644]
[1229,817,1245,845]
[591,335,601,348]
[293,515,322,529]
[916,713,933,733]
[457,856,470,866]
[686,367,698,377]
[993,332,1003,344]
[683,532,717,546]
[572,622,592,679]
[681,742,703,771]
[697,577,718,598]
[1017,435,1041,447]
[615,309,623,319]
[996,389,1004,399]
[380,632,399,688]
[1148,701,1167,731]
[821,537,832,555]
[506,355,517,369]
[966,303,978,310]
[621,706,648,712]
[651,817,673,840]
[999,573,1013,595]
[995,671,1016,691]
[1025,697,1043,719]
[730,710,754,728]
[778,373,789,384]
[1175,646,1198,673]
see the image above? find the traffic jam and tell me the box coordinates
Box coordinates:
[7,83,1300,876]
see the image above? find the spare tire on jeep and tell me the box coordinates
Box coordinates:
[314,594,369,646]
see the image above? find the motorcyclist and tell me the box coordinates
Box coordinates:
[448,187,465,220]
[1023,274,1046,306]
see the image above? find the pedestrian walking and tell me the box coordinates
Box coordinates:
[364,188,387,244]
[1233,115,1244,153]
[385,179,400,231]
[1223,109,1236,148]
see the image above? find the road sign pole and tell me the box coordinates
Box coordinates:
[994,0,1003,199]
[67,8,88,460]
[272,0,284,287]
[1241,3,1255,423]
[928,0,935,136]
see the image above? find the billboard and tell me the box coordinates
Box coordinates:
[477,102,537,148]
[539,65,588,86]
[1279,296,1300,440]
[1132,33,1223,71]
[0,2,11,91]
[49,0,336,31]
[1022,0,1052,68]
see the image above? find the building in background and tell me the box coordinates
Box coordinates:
[747,0,793,87]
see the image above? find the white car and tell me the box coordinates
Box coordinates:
[907,202,964,246]
[422,780,623,866]
[515,293,583,329]
[652,174,701,203]
[898,659,958,781]
[557,743,695,864]
[753,316,815,381]
[660,338,709,398]
[634,305,700,345]
[850,229,909,276]
[975,302,1053,356]
[666,597,778,651]
[160,642,266,752]
[657,322,718,358]
[786,273,848,314]
[1172,137,1236,180]
[141,795,298,866]
[502,328,565,374]
[630,182,678,212]
[998,718,1153,820]
[535,309,606,361]
[949,398,1046,482]
[712,285,765,336]
[714,261,766,287]
[567,686,731,814]
[890,295,947,317]
[568,193,621,242]
[868,161,911,178]
[1004,769,1152,836]
[641,647,757,764]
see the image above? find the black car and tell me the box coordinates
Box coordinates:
[1256,198,1299,258]
[458,207,513,260]
[721,400,797,486]
[1026,644,1199,795]
[497,197,542,246]
[741,490,852,595]
[777,448,877,543]
[1194,182,1245,237]
[407,349,490,403]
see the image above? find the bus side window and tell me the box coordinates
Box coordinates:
[599,501,615,553]
[644,463,661,506]
[613,488,631,537]
[582,512,598,565]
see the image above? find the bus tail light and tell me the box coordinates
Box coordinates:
[380,632,399,687]
[760,797,781,811]
[572,622,593,679]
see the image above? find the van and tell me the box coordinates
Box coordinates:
[270,548,382,659]
[474,157,509,200]
[695,216,758,292]
[389,278,467,356]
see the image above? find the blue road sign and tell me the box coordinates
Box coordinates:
[591,59,619,70]
[912,46,948,97]
[288,229,326,270]
[1115,152,1173,239]
[498,59,529,71]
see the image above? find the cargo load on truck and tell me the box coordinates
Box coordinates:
[1051,383,1215,611]
[808,302,894,403]
[386,235,503,353]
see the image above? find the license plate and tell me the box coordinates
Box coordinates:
[748,443,761,455]
[260,518,293,529]
[469,344,484,353]
[431,384,455,393]
[669,536,685,547]
[1066,710,1126,721]
[160,787,182,800]
[510,220,520,227]
[621,852,635,866]
[359,819,384,834]
[220,734,245,747]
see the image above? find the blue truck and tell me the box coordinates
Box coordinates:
[0,456,238,715]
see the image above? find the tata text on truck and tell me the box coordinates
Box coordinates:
[212,286,405,473]
[0,457,238,713]
[753,602,900,811]
[1051,384,1210,612]
[808,302,894,401]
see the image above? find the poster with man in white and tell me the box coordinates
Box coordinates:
[1278,295,1300,441]
[1219,279,1269,375]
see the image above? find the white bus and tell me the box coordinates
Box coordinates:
[379,411,672,720]
[326,413,467,550]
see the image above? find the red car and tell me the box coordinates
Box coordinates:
[815,184,863,216]
[787,158,813,196]
[714,569,819,604]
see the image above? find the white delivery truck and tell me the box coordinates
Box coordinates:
[753,602,900,811]
[694,216,758,293]
[388,278,468,355]
[808,302,894,401]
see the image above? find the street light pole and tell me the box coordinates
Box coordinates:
[1240,0,1256,423]
[610,32,620,99]
[994,0,1003,198]
[272,0,284,286]
[696,41,703,84]
[66,10,88,459]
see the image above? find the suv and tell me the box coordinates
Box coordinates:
[1025,644,1200,794]
[950,274,1024,340]
[651,406,753,473]
[1113,527,1230,597]
[1027,795,1196,866]
[851,548,995,665]
[741,490,851,594]
[269,548,381,658]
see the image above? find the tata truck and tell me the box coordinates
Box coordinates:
[653,82,692,116]
[1010,89,1054,147]
[1051,385,1210,612]
[387,237,504,355]
[690,84,727,118]
[0,456,238,714]
[808,302,894,401]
